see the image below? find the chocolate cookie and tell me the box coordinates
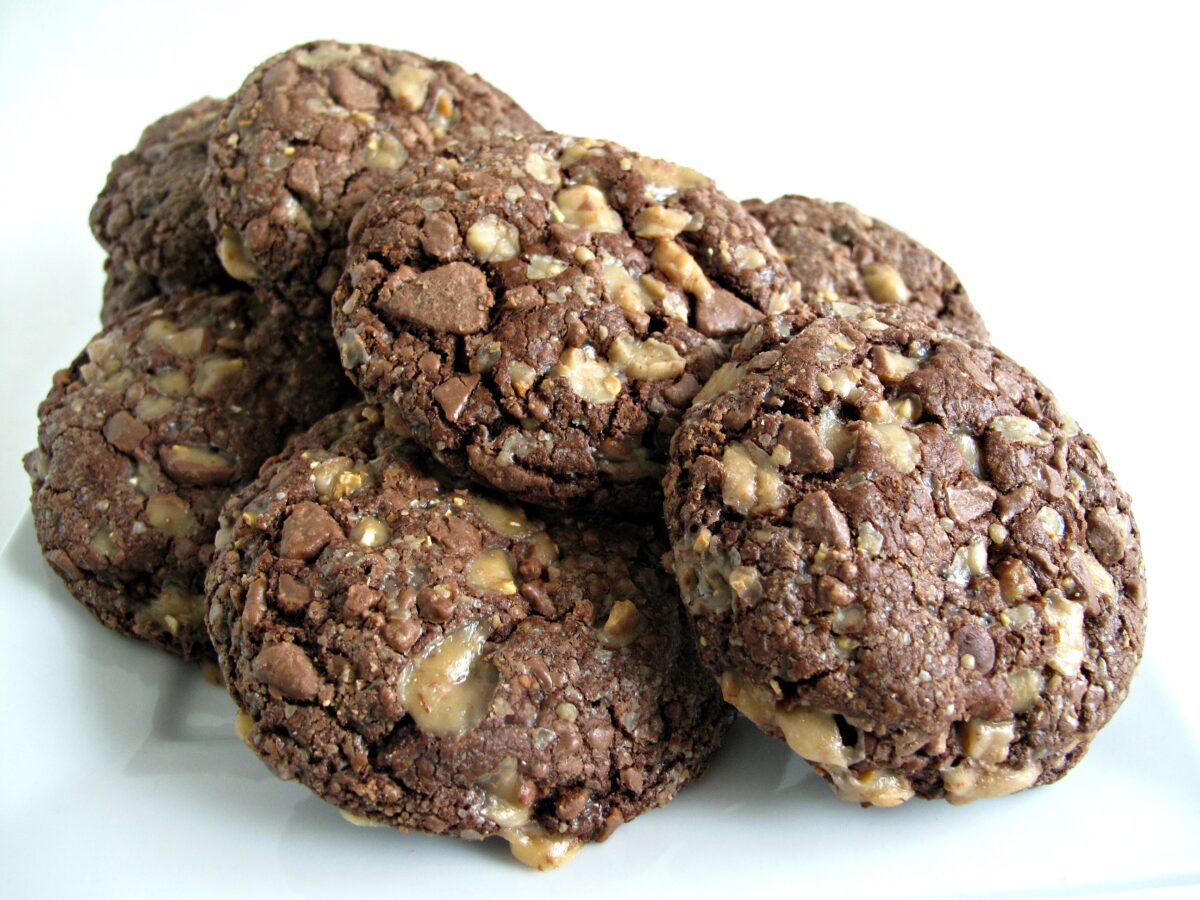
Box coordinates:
[665,305,1145,805]
[333,133,802,509]
[206,403,732,869]
[91,98,228,325]
[202,41,540,296]
[746,195,988,341]
[25,286,349,659]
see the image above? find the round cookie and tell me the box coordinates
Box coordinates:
[25,286,349,659]
[90,98,228,325]
[664,305,1145,805]
[202,41,540,295]
[333,133,802,509]
[746,195,988,341]
[206,402,732,869]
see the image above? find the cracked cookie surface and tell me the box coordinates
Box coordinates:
[205,402,732,869]
[202,41,540,297]
[25,286,349,658]
[91,98,229,325]
[665,305,1144,805]
[746,195,988,341]
[333,133,801,509]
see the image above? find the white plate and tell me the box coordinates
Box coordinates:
[2,511,1197,898]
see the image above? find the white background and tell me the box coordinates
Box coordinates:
[1,2,1197,897]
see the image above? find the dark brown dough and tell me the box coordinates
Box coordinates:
[746,195,988,341]
[91,98,229,325]
[665,304,1145,805]
[332,133,801,509]
[25,286,350,658]
[206,403,732,869]
[202,41,541,297]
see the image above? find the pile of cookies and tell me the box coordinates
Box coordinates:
[25,41,1147,870]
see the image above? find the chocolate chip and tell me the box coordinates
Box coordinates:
[279,501,343,560]
[565,316,588,348]
[261,59,299,91]
[420,211,461,259]
[663,373,701,407]
[426,514,480,555]
[792,491,851,548]
[417,351,441,377]
[432,374,479,423]
[328,66,380,110]
[555,788,589,821]
[377,262,493,334]
[1085,507,1126,565]
[382,617,422,653]
[416,585,456,622]
[945,480,997,524]
[778,417,835,473]
[286,158,321,204]
[276,573,312,613]
[242,578,267,629]
[343,584,380,620]
[159,444,238,485]
[694,287,764,337]
[818,575,855,607]
[519,581,556,617]
[102,410,148,453]
[953,624,996,674]
[251,642,320,701]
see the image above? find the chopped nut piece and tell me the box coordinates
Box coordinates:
[193,356,245,398]
[962,719,1015,764]
[466,215,521,262]
[1037,505,1066,542]
[524,150,561,186]
[216,227,262,282]
[871,346,920,383]
[600,600,644,647]
[863,422,921,473]
[861,263,910,304]
[721,442,785,515]
[554,185,622,233]
[1044,591,1085,677]
[632,157,712,194]
[608,333,686,380]
[692,363,744,408]
[364,131,407,171]
[991,415,1050,446]
[552,347,621,404]
[526,255,568,280]
[386,64,434,110]
[145,494,198,538]
[942,761,1041,804]
[651,239,713,300]
[632,205,692,239]
[1008,668,1045,713]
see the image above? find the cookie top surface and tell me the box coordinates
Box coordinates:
[206,402,731,869]
[90,98,228,325]
[333,133,801,509]
[25,286,348,658]
[745,195,988,341]
[664,306,1145,806]
[203,41,541,294]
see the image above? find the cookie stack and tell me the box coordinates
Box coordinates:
[25,40,1147,869]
